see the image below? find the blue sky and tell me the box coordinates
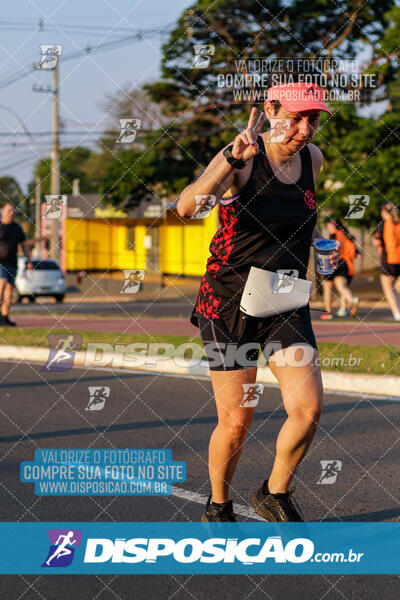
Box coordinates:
[0,0,192,192]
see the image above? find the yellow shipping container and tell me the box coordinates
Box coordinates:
[64,209,218,276]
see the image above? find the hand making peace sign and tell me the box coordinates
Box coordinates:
[231,107,266,163]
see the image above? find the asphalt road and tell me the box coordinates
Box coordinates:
[11,297,396,322]
[0,361,399,598]
[8,314,400,346]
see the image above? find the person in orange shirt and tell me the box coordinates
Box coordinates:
[373,203,400,321]
[320,218,361,319]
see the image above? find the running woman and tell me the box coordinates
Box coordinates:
[177,63,338,522]
[373,203,400,321]
[320,217,360,320]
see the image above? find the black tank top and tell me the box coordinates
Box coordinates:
[190,134,317,327]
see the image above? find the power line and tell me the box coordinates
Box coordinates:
[0,154,38,171]
[0,19,175,34]
[0,22,174,91]
[0,140,97,147]
[0,131,105,136]
[0,129,157,136]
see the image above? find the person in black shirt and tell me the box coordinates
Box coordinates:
[0,202,32,326]
[178,62,338,523]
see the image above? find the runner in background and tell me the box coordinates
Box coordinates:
[373,203,400,322]
[320,217,360,319]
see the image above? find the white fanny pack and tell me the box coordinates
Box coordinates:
[239,266,312,318]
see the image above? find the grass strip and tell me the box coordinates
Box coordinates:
[0,328,398,376]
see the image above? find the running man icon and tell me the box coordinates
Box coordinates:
[116,119,141,144]
[39,44,62,69]
[42,529,82,567]
[46,335,76,369]
[274,269,299,293]
[42,334,82,372]
[44,195,67,219]
[345,195,370,219]
[192,44,214,68]
[86,386,110,410]
[46,532,76,566]
[121,270,145,293]
[317,460,343,484]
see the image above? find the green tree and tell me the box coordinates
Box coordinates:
[143,0,393,183]
[380,5,400,111]
[0,176,23,207]
[30,146,97,196]
[314,0,400,231]
[100,86,181,207]
[103,0,395,213]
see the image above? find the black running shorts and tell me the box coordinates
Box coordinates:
[324,259,352,283]
[197,304,317,371]
[380,262,400,278]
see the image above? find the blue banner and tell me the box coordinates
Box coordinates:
[20,449,186,496]
[0,522,399,574]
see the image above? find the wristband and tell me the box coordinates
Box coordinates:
[223,145,247,169]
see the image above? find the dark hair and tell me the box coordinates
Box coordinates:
[267,59,325,115]
[381,202,399,225]
[327,217,360,250]
[270,99,281,115]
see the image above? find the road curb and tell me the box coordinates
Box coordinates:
[0,345,398,398]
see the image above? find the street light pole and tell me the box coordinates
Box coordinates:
[49,59,60,262]
[35,177,42,257]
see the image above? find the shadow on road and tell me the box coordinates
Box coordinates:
[0,400,395,444]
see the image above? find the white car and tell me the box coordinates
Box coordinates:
[14,257,66,303]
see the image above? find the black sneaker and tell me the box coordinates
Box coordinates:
[2,315,16,327]
[251,479,304,522]
[201,495,237,522]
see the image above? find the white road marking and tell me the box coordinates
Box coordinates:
[171,486,264,520]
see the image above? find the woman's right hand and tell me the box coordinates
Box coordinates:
[231,107,265,163]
